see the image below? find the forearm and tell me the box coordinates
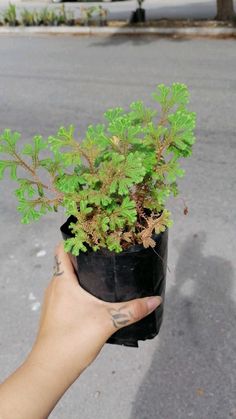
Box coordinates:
[0,346,80,419]
[0,243,161,419]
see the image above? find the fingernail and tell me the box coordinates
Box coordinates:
[147,296,163,312]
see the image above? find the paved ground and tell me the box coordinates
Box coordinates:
[0,35,236,418]
[1,0,236,20]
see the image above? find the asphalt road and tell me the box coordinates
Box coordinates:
[0,35,236,419]
[1,0,236,20]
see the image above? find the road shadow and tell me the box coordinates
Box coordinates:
[130,232,236,419]
[90,33,191,48]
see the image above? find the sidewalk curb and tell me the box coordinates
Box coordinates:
[0,26,235,37]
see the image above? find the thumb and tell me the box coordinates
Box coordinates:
[107,296,162,332]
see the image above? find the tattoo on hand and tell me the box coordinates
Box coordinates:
[107,305,135,329]
[53,256,64,276]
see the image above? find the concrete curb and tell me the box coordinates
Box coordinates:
[0,26,235,37]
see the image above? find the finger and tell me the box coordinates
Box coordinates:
[53,242,78,283]
[106,296,162,332]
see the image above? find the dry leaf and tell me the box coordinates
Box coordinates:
[143,237,156,248]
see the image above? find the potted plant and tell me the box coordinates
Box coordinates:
[0,83,196,347]
[130,0,146,24]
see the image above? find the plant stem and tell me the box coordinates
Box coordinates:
[73,142,95,174]
[156,133,173,162]
[12,152,49,190]
[12,152,64,203]
[131,191,148,224]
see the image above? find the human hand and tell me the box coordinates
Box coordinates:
[31,242,162,379]
[0,243,162,419]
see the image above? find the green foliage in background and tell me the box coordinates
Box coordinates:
[0,4,75,27]
[0,3,107,27]
[2,3,18,26]
[79,5,108,26]
[0,83,196,255]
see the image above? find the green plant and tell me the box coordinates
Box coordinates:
[57,5,74,26]
[38,7,58,26]
[79,5,107,26]
[0,83,196,255]
[20,9,39,26]
[2,3,18,26]
[19,5,74,27]
[56,4,64,25]
[80,5,97,25]
[56,4,66,25]
[97,5,108,26]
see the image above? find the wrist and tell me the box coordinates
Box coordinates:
[27,337,83,387]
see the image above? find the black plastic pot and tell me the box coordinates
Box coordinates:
[60,216,168,347]
[130,8,146,24]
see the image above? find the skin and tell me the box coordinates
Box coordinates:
[0,243,162,419]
